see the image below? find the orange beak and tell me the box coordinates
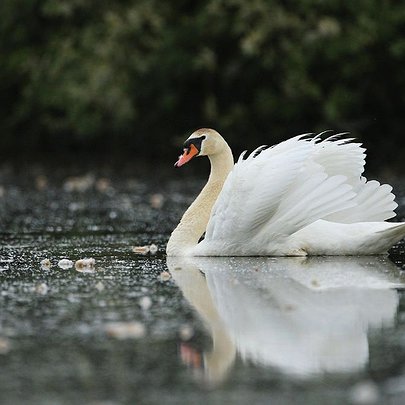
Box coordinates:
[174,144,199,167]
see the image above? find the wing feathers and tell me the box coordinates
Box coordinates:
[203,133,398,250]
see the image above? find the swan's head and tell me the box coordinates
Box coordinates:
[175,128,226,167]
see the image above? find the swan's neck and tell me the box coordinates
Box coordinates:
[167,147,234,256]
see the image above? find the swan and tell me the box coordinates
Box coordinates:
[166,128,405,256]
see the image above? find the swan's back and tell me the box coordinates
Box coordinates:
[193,134,402,256]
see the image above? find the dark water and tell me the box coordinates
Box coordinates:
[1,168,405,405]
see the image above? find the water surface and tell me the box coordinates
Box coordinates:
[1,169,405,404]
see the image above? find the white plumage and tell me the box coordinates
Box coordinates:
[167,129,405,256]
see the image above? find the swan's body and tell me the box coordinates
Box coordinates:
[166,129,405,256]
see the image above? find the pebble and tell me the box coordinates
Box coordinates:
[63,174,95,192]
[95,281,105,292]
[75,258,96,273]
[179,324,194,341]
[95,178,112,193]
[133,246,150,255]
[35,175,48,191]
[133,244,158,255]
[160,271,171,281]
[58,259,74,269]
[0,337,11,354]
[149,244,158,254]
[34,283,49,295]
[139,296,152,311]
[109,211,118,219]
[349,380,379,404]
[40,258,52,270]
[149,193,165,209]
[104,322,146,339]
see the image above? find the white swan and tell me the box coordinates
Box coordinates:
[166,128,405,256]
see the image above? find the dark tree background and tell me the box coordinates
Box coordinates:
[1,0,404,172]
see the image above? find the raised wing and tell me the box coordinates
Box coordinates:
[202,134,396,250]
[310,135,397,222]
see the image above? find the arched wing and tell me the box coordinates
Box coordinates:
[204,135,358,245]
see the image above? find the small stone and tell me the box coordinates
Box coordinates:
[75,258,96,273]
[95,178,111,193]
[139,296,152,311]
[95,281,105,292]
[58,259,74,269]
[133,246,150,255]
[109,211,118,219]
[35,175,48,191]
[0,337,11,354]
[63,174,95,192]
[160,271,171,281]
[149,193,165,209]
[104,322,146,339]
[40,258,52,270]
[349,380,379,404]
[149,244,158,254]
[311,279,320,287]
[179,324,194,341]
[68,202,85,212]
[35,283,48,295]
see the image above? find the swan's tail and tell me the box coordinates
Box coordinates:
[375,222,405,251]
[290,221,405,256]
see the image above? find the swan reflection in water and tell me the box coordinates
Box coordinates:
[167,256,404,384]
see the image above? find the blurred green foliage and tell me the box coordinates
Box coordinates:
[1,0,405,167]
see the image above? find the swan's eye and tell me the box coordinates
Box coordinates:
[183,135,206,154]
